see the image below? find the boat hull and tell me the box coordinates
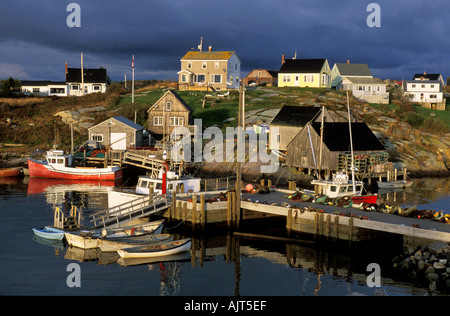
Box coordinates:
[117,239,192,259]
[377,180,413,189]
[28,158,122,181]
[98,234,173,252]
[32,227,65,240]
[0,167,22,178]
[65,231,100,249]
[351,195,378,205]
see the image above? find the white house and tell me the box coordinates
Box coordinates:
[21,81,68,97]
[403,79,445,110]
[337,77,389,104]
[65,65,107,96]
[331,61,373,88]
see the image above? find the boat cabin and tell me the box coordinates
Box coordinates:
[311,173,364,198]
[46,150,73,167]
[136,172,201,195]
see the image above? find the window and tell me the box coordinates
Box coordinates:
[411,84,416,88]
[153,117,163,126]
[50,88,65,94]
[430,85,435,89]
[330,186,337,192]
[202,62,207,69]
[421,85,425,88]
[166,102,172,111]
[93,85,101,91]
[91,134,103,142]
[304,75,314,83]
[196,74,205,83]
[282,75,290,83]
[71,85,79,90]
[187,62,192,69]
[214,62,219,69]
[211,74,222,83]
[33,88,40,93]
[170,117,184,126]
[430,94,437,99]
[276,134,281,143]
[181,74,188,82]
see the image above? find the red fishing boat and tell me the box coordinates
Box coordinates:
[0,167,22,178]
[27,150,122,181]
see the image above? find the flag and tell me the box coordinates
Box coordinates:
[132,55,134,70]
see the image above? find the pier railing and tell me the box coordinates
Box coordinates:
[90,194,170,229]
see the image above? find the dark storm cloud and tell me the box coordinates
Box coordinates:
[0,0,449,81]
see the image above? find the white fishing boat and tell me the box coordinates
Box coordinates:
[377,179,413,189]
[32,226,65,240]
[117,238,192,259]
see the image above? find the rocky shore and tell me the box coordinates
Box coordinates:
[393,241,450,294]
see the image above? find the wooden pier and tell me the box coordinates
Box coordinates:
[162,187,450,245]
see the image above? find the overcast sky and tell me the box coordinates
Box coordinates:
[1,0,449,82]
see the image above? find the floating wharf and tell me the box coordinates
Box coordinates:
[164,188,450,245]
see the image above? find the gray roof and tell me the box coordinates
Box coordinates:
[113,116,144,130]
[343,77,385,85]
[334,63,372,77]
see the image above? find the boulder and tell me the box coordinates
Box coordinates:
[428,241,450,254]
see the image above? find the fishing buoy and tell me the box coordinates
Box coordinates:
[245,184,254,192]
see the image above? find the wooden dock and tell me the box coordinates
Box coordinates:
[162,188,450,245]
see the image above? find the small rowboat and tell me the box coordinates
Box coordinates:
[32,226,65,240]
[98,234,173,252]
[117,238,192,259]
[0,167,22,178]
[377,180,413,189]
[65,219,166,249]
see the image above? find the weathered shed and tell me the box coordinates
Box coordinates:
[269,106,335,151]
[147,90,194,140]
[286,122,387,176]
[88,116,144,150]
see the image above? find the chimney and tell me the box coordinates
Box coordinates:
[282,55,285,65]
[208,46,212,52]
[347,60,350,64]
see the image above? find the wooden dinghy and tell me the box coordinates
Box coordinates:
[32,226,65,240]
[377,180,413,189]
[65,219,166,249]
[117,238,192,259]
[98,233,173,252]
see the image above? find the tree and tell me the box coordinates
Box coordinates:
[1,77,21,95]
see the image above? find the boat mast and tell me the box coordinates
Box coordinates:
[346,91,356,193]
[318,106,324,180]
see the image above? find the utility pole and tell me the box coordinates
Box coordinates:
[235,82,244,227]
[81,52,84,96]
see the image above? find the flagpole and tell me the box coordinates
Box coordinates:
[132,55,135,104]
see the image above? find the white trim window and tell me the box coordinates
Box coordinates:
[153,117,163,126]
[304,75,314,83]
[202,62,207,69]
[211,74,222,83]
[170,117,184,127]
[196,74,205,83]
[187,62,192,69]
[214,62,219,69]
[282,75,290,83]
[91,134,103,142]
[166,102,172,111]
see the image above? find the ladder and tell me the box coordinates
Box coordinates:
[90,194,170,229]
[54,204,82,229]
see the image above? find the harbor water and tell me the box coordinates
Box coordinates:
[0,176,449,296]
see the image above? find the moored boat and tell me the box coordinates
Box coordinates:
[28,149,122,181]
[65,219,165,249]
[98,233,173,252]
[0,167,22,178]
[32,226,65,240]
[377,180,413,189]
[117,238,192,259]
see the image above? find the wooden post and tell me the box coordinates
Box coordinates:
[348,217,354,243]
[287,208,292,236]
[200,194,206,231]
[334,215,339,240]
[260,179,265,187]
[192,195,197,230]
[268,179,272,188]
[227,191,232,228]
[171,190,177,220]
[231,191,236,227]
[183,201,187,221]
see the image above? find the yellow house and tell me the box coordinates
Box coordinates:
[278,57,331,88]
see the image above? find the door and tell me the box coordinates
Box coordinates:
[295,75,299,86]
[110,133,127,150]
